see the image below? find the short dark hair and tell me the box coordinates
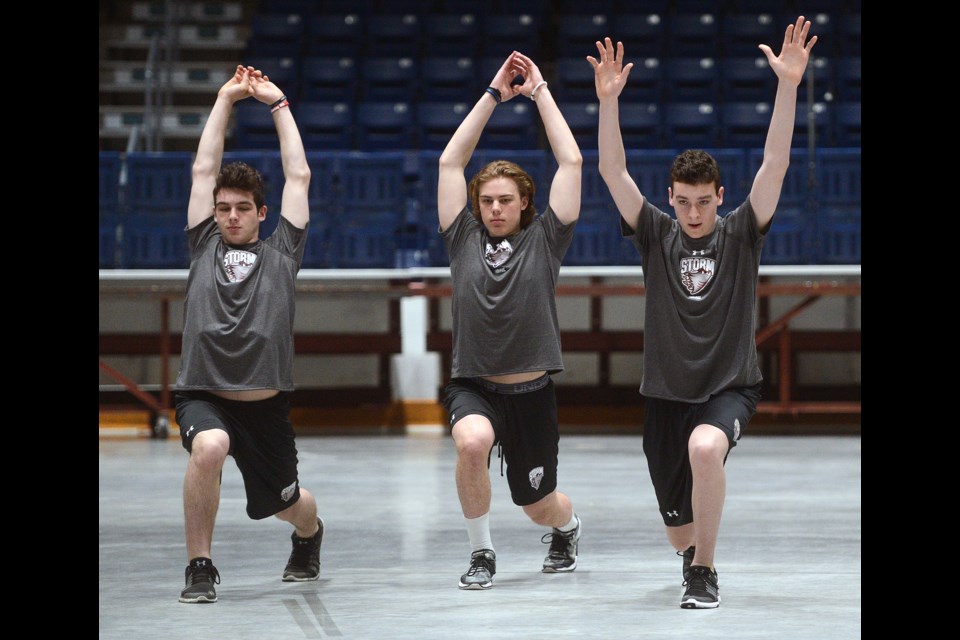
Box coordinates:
[214,162,266,210]
[670,150,721,194]
[468,160,538,229]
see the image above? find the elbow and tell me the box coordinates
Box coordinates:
[288,164,311,188]
[192,158,218,181]
[438,151,463,171]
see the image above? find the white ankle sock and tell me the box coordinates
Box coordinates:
[557,513,579,533]
[465,513,494,552]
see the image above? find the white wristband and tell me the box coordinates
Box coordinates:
[530,80,548,102]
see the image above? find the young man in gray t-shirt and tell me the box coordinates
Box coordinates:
[173,65,323,604]
[438,51,584,590]
[591,17,819,608]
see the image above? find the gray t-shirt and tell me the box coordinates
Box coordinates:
[176,216,308,391]
[442,206,576,378]
[624,198,766,402]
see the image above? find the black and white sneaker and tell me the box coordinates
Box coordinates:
[541,515,580,573]
[180,557,220,603]
[459,549,496,589]
[283,517,324,582]
[681,565,720,609]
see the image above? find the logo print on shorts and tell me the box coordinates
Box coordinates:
[280,480,298,502]
[734,418,741,440]
[666,510,679,518]
[528,466,544,490]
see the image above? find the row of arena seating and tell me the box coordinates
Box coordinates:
[254,55,859,105]
[99,148,861,269]
[232,99,861,151]
[246,6,861,59]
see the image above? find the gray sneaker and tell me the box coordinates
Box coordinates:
[541,514,580,573]
[459,549,496,589]
[681,565,721,609]
[283,517,324,582]
[179,558,220,603]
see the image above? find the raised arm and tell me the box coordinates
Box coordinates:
[588,38,644,231]
[250,70,310,230]
[437,52,526,232]
[187,65,251,229]
[513,52,582,224]
[751,16,818,229]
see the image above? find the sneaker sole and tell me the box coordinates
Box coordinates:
[680,598,720,609]
[542,560,577,573]
[283,574,321,582]
[458,581,492,590]
[179,595,217,603]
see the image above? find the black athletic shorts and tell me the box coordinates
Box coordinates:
[643,384,762,527]
[174,390,302,520]
[443,375,559,507]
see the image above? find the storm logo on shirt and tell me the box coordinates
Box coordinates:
[680,257,715,295]
[223,250,257,282]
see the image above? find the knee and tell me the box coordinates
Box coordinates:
[189,432,229,470]
[453,423,494,462]
[522,495,553,525]
[688,429,727,466]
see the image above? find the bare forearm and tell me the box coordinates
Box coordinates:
[597,98,627,178]
[536,88,581,168]
[274,108,310,187]
[439,94,497,170]
[193,96,234,178]
[761,80,798,176]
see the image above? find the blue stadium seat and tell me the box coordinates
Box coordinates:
[664,57,719,102]
[721,57,776,102]
[834,102,861,148]
[422,13,481,57]
[664,102,719,149]
[305,151,339,211]
[838,13,861,56]
[721,13,779,57]
[99,151,123,216]
[555,0,618,13]
[793,102,831,148]
[555,58,600,102]
[482,13,542,58]
[259,1,314,16]
[619,103,662,149]
[667,13,719,58]
[420,57,477,101]
[835,57,861,102]
[360,57,418,101]
[126,152,193,215]
[355,102,415,150]
[297,102,354,150]
[243,57,298,100]
[417,102,471,150]
[563,102,600,149]
[798,56,832,104]
[720,102,772,147]
[578,150,613,212]
[557,14,611,58]
[338,152,407,216]
[624,150,676,212]
[762,208,813,265]
[565,213,621,266]
[817,208,860,264]
[611,14,667,58]
[306,14,363,57]
[478,101,538,149]
[819,148,861,207]
[231,103,281,149]
[301,57,357,102]
[622,57,663,103]
[122,216,190,268]
[366,14,422,57]
[248,13,306,57]
[706,148,750,211]
[334,214,402,268]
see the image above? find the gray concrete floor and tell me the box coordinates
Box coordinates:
[99,434,861,640]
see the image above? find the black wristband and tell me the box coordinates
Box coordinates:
[484,86,502,105]
[269,95,287,109]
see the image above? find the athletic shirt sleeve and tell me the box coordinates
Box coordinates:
[265,216,309,269]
